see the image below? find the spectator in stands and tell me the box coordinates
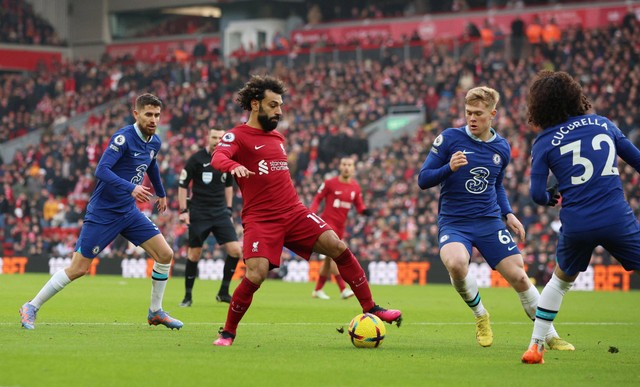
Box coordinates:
[526,15,543,55]
[192,38,207,58]
[510,15,526,60]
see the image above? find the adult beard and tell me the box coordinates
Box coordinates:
[258,107,279,132]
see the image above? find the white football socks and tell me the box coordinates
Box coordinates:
[451,273,487,317]
[30,269,72,309]
[530,273,573,346]
[150,262,171,312]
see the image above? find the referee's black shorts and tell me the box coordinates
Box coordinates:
[188,211,238,248]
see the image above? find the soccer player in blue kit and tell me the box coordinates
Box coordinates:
[418,86,572,350]
[20,93,183,330]
[522,71,640,364]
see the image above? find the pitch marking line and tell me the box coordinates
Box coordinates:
[2,322,638,326]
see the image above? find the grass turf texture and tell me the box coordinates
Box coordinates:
[1,273,639,386]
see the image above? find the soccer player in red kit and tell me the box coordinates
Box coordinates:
[310,157,372,300]
[211,75,402,346]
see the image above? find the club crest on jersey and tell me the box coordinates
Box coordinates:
[114,135,125,146]
[433,134,443,147]
[492,153,501,165]
[223,133,235,142]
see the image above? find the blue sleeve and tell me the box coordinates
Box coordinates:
[418,152,453,189]
[495,166,513,216]
[530,142,550,206]
[95,145,136,194]
[147,158,166,198]
[530,174,549,205]
[615,131,640,173]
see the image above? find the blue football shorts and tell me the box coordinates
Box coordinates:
[556,215,640,276]
[75,210,162,258]
[438,217,521,269]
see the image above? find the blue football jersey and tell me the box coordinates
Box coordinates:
[420,126,512,221]
[87,124,165,219]
[531,114,639,233]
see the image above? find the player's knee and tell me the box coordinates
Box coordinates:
[445,258,468,278]
[329,238,347,257]
[508,271,531,290]
[227,242,242,259]
[66,267,87,280]
[157,247,174,264]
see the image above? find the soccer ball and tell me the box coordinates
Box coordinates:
[347,313,386,348]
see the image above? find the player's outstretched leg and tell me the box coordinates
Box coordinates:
[333,248,402,326]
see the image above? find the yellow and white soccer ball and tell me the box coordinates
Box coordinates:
[348,313,386,348]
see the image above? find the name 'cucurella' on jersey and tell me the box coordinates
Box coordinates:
[551,117,609,146]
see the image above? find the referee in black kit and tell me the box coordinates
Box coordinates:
[178,128,242,306]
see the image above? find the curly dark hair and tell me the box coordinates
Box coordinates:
[135,93,163,110]
[527,70,592,129]
[236,75,287,111]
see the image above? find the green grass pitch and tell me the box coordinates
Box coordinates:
[1,273,639,386]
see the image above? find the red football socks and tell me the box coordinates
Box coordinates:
[223,277,260,335]
[332,249,374,311]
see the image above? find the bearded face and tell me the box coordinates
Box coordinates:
[257,104,280,132]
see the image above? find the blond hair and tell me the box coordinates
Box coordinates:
[465,86,500,110]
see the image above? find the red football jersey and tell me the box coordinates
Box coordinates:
[310,176,365,237]
[212,124,301,221]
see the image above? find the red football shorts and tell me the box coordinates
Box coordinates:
[242,204,333,267]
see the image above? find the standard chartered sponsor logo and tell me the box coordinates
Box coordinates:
[258,160,268,175]
[269,161,289,171]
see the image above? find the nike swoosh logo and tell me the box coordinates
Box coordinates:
[255,145,265,150]
[203,163,211,167]
[319,224,327,228]
[133,152,141,156]
[461,150,475,155]
[508,245,517,251]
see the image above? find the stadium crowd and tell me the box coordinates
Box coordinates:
[0,0,64,46]
[1,9,639,284]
